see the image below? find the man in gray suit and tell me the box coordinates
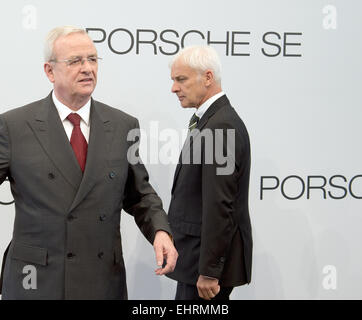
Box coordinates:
[0,26,177,300]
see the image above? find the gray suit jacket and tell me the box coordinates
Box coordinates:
[0,93,171,299]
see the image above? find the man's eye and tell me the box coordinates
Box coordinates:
[69,58,81,65]
[88,57,98,64]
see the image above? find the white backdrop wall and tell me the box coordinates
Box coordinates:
[0,0,361,299]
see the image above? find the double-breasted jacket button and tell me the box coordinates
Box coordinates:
[98,252,104,259]
[99,214,107,221]
[48,173,55,180]
[109,171,116,179]
[67,252,75,259]
[68,215,76,221]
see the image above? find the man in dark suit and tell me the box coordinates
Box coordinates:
[0,26,177,300]
[166,46,252,300]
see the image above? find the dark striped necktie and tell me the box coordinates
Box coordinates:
[188,113,200,131]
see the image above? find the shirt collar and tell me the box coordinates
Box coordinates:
[52,91,91,126]
[195,91,225,120]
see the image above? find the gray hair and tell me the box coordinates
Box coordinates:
[44,26,90,62]
[170,45,222,84]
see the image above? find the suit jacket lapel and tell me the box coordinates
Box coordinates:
[171,95,230,194]
[27,93,83,190]
[69,99,112,212]
[196,95,230,131]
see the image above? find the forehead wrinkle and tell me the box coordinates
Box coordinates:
[53,34,97,59]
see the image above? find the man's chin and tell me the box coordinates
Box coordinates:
[78,87,95,97]
[180,102,194,109]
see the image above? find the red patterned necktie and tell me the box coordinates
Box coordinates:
[67,113,88,172]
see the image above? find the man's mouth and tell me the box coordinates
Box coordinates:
[79,78,93,83]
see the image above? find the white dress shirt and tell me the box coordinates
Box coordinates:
[52,91,91,143]
[195,91,225,120]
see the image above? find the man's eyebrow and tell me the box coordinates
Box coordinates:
[66,54,98,59]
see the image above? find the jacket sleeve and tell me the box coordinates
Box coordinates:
[122,118,172,244]
[198,120,244,278]
[0,115,10,185]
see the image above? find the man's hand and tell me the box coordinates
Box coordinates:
[197,275,220,300]
[153,230,178,275]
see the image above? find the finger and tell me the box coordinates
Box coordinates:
[154,266,164,275]
[197,287,207,300]
[197,285,211,300]
[202,289,212,300]
[154,245,164,268]
[206,289,215,300]
[209,290,216,299]
[207,285,220,300]
[212,285,220,296]
[156,256,174,275]
[166,250,178,271]
[157,249,178,275]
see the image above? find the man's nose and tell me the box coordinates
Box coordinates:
[80,59,92,72]
[171,82,179,93]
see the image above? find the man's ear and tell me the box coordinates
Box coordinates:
[204,70,214,87]
[44,62,55,83]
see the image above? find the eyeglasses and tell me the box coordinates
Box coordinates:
[49,56,102,67]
